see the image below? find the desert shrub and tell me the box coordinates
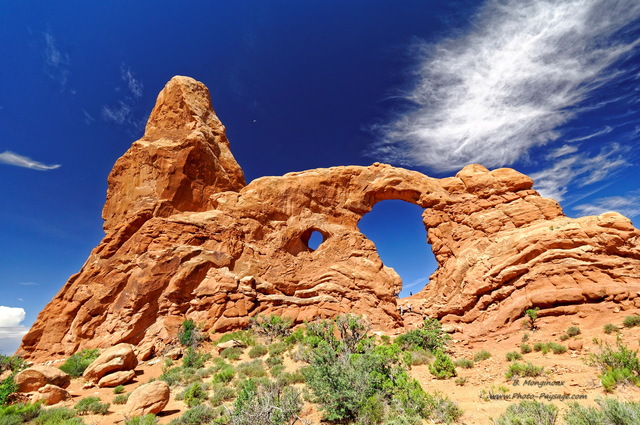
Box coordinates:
[33,406,85,425]
[520,343,532,354]
[409,349,433,366]
[283,327,305,345]
[74,396,109,415]
[113,385,125,394]
[623,315,640,328]
[182,347,210,369]
[229,379,301,425]
[604,324,620,334]
[454,358,474,369]
[218,330,256,347]
[534,342,551,354]
[0,356,27,374]
[182,382,208,407]
[124,415,158,425]
[248,345,268,359]
[393,318,450,352]
[168,404,219,425]
[209,383,236,407]
[268,342,291,357]
[587,337,640,391]
[560,334,570,341]
[505,362,543,380]
[565,398,640,425]
[425,392,463,424]
[59,349,100,378]
[212,365,235,384]
[492,400,557,425]
[221,347,244,361]
[250,315,294,343]
[113,393,130,404]
[0,403,41,424]
[473,350,491,362]
[567,326,581,337]
[454,377,467,386]
[429,350,457,379]
[269,364,285,378]
[237,360,267,379]
[178,319,204,348]
[564,402,605,425]
[505,351,522,362]
[525,307,540,331]
[265,356,283,368]
[0,376,18,406]
[549,342,567,354]
[303,319,424,422]
[276,371,306,386]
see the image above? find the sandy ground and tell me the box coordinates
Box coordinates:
[33,307,640,425]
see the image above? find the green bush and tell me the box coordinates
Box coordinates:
[0,403,41,424]
[505,351,522,362]
[267,342,290,356]
[0,376,18,406]
[565,398,640,425]
[218,330,256,347]
[283,327,305,345]
[59,349,100,378]
[623,315,640,328]
[505,362,544,380]
[159,366,199,387]
[182,382,208,407]
[212,365,235,384]
[453,358,474,369]
[567,326,581,337]
[248,345,268,359]
[604,324,620,334]
[276,371,306,386]
[237,360,267,379]
[473,350,491,362]
[425,392,463,424]
[520,343,532,354]
[493,400,557,425]
[168,404,219,425]
[178,319,204,348]
[560,334,570,341]
[209,383,236,407]
[429,350,457,379]
[393,318,450,352]
[182,347,210,369]
[33,406,85,425]
[549,342,567,354]
[221,347,244,361]
[74,397,109,415]
[534,342,553,354]
[124,415,158,425]
[525,307,540,331]
[113,385,125,394]
[587,337,640,391]
[113,393,130,405]
[250,314,294,343]
[265,355,283,368]
[0,356,27,374]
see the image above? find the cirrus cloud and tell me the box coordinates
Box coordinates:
[0,151,61,171]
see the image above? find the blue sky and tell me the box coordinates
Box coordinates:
[1,0,639,354]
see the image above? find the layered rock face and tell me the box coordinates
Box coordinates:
[19,76,640,361]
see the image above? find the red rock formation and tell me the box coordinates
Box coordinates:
[18,76,640,361]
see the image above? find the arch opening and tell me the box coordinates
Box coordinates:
[307,230,324,251]
[357,200,437,298]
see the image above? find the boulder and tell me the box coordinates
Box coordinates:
[98,370,136,387]
[15,365,70,392]
[124,381,170,416]
[568,339,584,351]
[83,343,138,384]
[32,384,71,405]
[216,339,245,353]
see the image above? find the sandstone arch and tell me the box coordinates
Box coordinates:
[19,76,640,361]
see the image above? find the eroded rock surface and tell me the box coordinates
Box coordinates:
[18,76,640,361]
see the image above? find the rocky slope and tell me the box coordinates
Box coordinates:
[18,76,640,361]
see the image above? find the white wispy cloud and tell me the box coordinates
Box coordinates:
[0,151,61,171]
[573,190,640,219]
[531,143,629,201]
[43,31,70,88]
[17,282,39,287]
[101,63,144,130]
[373,0,640,172]
[0,306,28,356]
[121,64,143,98]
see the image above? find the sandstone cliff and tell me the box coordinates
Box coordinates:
[19,76,640,361]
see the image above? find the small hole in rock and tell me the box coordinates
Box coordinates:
[307,230,324,251]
